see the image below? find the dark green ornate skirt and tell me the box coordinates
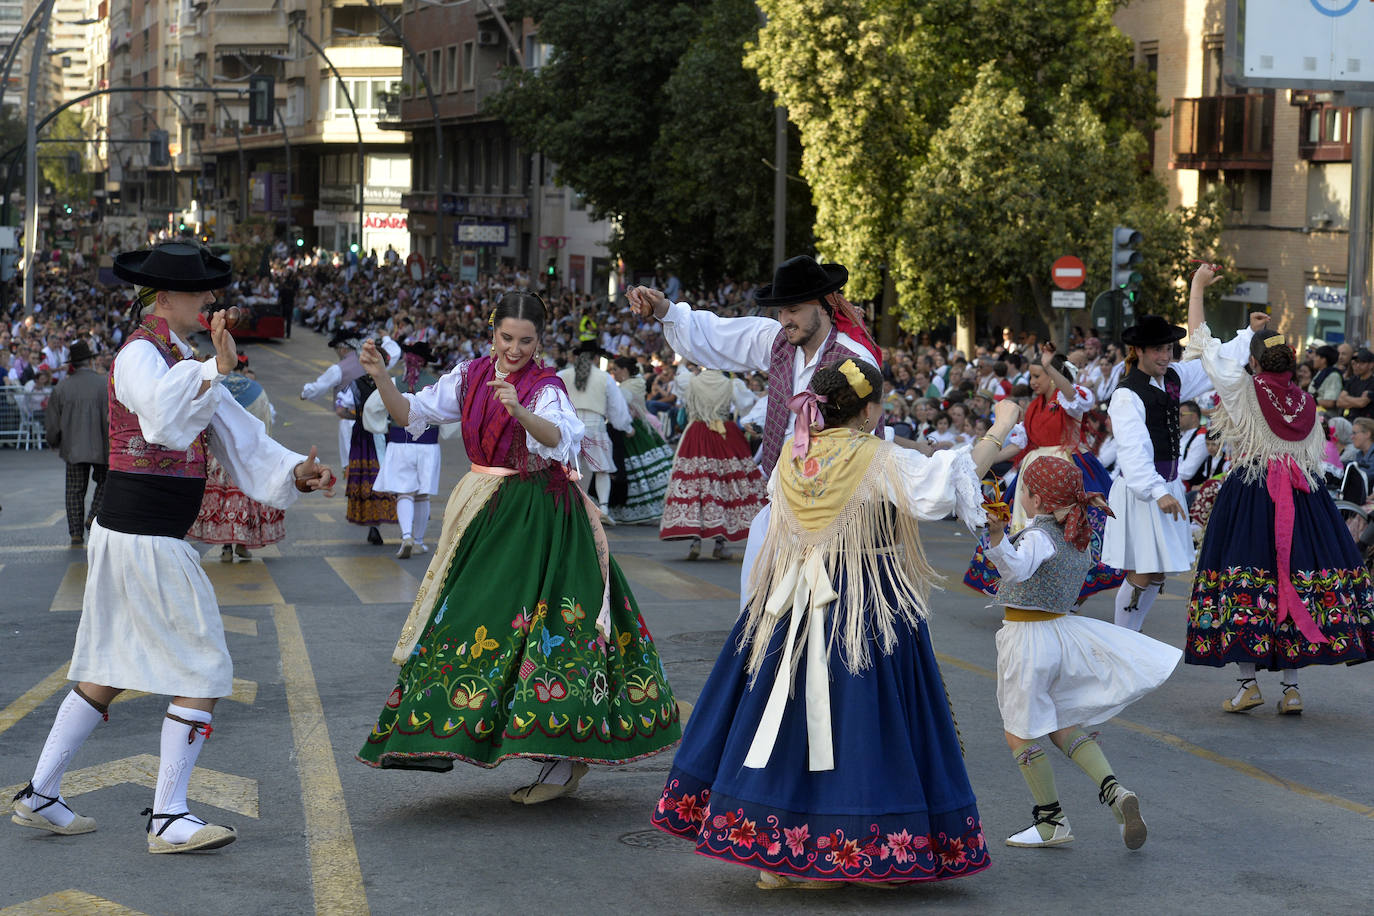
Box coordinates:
[357,473,682,769]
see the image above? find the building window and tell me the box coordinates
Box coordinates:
[402,59,411,97]
[463,40,475,89]
[1256,170,1272,212]
[446,46,458,94]
[1203,34,1225,97]
[430,49,441,94]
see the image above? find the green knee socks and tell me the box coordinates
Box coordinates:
[1059,727,1125,824]
[1012,741,1061,839]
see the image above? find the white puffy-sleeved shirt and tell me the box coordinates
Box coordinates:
[113,331,304,509]
[301,362,341,400]
[986,527,1055,586]
[401,359,584,467]
[1107,328,1254,502]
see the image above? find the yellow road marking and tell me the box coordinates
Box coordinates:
[49,561,87,611]
[110,678,258,708]
[223,613,259,636]
[274,603,369,915]
[0,662,69,738]
[313,512,335,524]
[297,538,369,547]
[0,889,150,915]
[325,555,421,604]
[203,558,285,606]
[1,754,259,818]
[934,649,1374,820]
[614,554,738,601]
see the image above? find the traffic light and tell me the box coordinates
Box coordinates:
[1111,226,1143,297]
[149,130,170,167]
[349,242,359,254]
[248,75,275,127]
[295,237,304,248]
[546,257,556,279]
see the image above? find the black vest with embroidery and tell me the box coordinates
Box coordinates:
[1119,366,1181,466]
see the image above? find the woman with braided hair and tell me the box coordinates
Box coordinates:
[653,358,1019,888]
[986,456,1180,851]
[1184,264,1374,714]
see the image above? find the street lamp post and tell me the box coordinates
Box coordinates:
[293,24,365,256]
[21,0,54,314]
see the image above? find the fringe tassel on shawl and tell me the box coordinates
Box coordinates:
[740,445,943,685]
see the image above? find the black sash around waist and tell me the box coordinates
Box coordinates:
[97,470,207,539]
[386,425,440,445]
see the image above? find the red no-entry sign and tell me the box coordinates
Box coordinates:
[1052,255,1085,290]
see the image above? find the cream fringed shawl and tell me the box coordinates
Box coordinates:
[741,428,943,681]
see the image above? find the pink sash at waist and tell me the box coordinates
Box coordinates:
[470,464,518,477]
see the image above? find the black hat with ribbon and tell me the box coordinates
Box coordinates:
[68,340,94,366]
[754,255,848,307]
[1121,315,1186,348]
[112,241,232,292]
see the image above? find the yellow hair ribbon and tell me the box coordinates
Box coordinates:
[839,359,872,397]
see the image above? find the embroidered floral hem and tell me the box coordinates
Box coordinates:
[659,421,767,542]
[652,773,990,883]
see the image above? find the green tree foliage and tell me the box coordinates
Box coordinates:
[40,109,92,203]
[489,0,813,285]
[750,0,1217,338]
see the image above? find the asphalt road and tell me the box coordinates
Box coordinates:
[1,327,1372,915]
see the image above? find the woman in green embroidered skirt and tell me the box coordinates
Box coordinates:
[355,293,682,802]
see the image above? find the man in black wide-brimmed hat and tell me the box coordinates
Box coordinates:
[1102,312,1263,632]
[12,241,336,855]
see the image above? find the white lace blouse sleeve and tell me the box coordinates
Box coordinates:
[112,339,221,451]
[1182,322,1251,414]
[208,396,304,510]
[528,384,584,464]
[1055,383,1095,417]
[986,527,1056,586]
[883,444,986,529]
[403,359,470,436]
[659,300,779,373]
[1006,423,1028,451]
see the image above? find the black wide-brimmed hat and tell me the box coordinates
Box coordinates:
[574,339,611,358]
[401,340,434,363]
[113,242,231,292]
[68,340,94,366]
[1121,315,1186,348]
[328,328,362,350]
[754,255,848,307]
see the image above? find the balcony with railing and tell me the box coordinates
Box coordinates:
[1298,103,1352,162]
[1170,93,1274,171]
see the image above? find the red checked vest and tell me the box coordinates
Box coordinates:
[757,324,871,476]
[107,315,209,477]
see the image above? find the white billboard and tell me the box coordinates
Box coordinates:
[1228,0,1374,91]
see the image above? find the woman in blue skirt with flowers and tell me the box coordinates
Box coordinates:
[652,358,1019,888]
[1185,263,1374,713]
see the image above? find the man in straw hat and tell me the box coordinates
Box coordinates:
[1102,312,1262,631]
[11,241,336,854]
[44,338,109,547]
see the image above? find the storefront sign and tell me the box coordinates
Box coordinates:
[1305,284,1347,311]
[1223,281,1270,304]
[455,222,508,246]
[364,213,407,231]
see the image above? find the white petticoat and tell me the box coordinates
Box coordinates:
[372,441,441,495]
[1101,475,1193,574]
[576,409,616,473]
[995,612,1181,739]
[68,521,233,698]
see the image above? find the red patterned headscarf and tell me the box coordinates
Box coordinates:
[1019,456,1111,551]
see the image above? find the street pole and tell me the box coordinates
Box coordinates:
[22,0,53,314]
[1346,105,1373,349]
[363,0,445,267]
[294,24,364,255]
[276,105,292,243]
[773,105,786,269]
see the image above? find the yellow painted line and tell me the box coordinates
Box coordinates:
[1,889,150,915]
[296,538,369,547]
[325,555,421,604]
[1,754,258,818]
[246,340,334,372]
[313,512,335,524]
[274,603,369,915]
[111,678,258,708]
[223,614,260,637]
[934,649,1374,821]
[203,558,285,606]
[0,662,69,738]
[0,508,64,531]
[0,544,72,555]
[614,554,738,601]
[49,560,87,612]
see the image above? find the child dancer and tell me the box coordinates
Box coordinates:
[986,456,1181,850]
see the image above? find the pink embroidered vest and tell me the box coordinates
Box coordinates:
[107,316,209,478]
[757,325,869,476]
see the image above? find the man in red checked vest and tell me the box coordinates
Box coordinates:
[629,255,904,605]
[11,241,336,855]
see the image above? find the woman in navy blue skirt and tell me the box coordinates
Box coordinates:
[1185,264,1374,714]
[652,358,1018,889]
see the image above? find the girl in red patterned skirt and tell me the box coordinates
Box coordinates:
[659,368,768,560]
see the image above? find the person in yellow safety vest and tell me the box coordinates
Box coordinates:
[579,311,598,343]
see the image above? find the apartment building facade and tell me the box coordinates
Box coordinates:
[1115,0,1361,345]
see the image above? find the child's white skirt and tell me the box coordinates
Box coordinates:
[996,612,1181,739]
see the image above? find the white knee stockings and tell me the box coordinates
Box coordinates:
[1114,579,1162,631]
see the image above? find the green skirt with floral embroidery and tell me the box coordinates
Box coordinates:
[356,472,683,769]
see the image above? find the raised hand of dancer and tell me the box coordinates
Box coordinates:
[293,445,337,496]
[1249,311,1270,332]
[1158,493,1184,520]
[359,339,386,378]
[210,309,238,375]
[628,286,668,320]
[1040,341,1056,367]
[1190,260,1223,287]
